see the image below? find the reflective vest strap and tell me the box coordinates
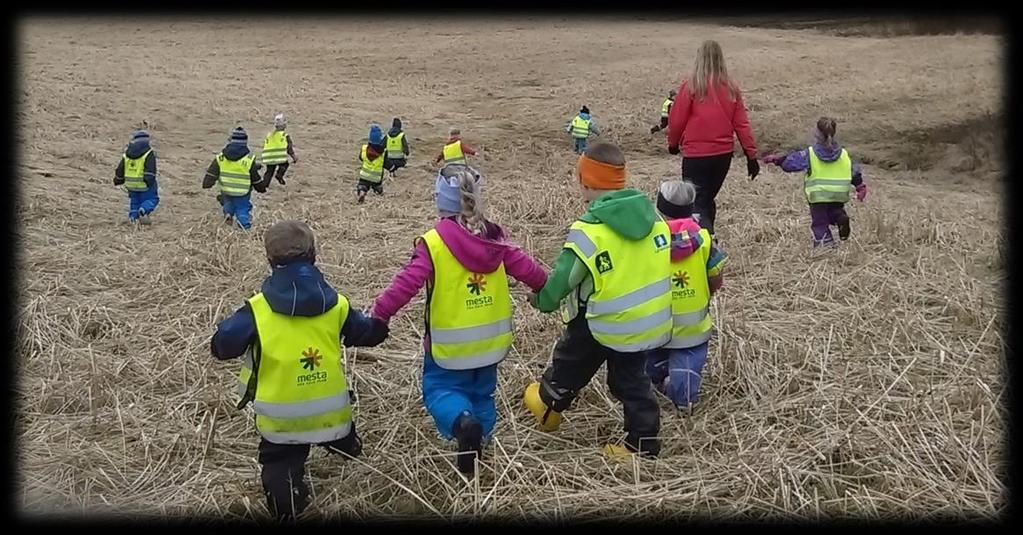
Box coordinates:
[427,348,509,370]
[588,306,673,335]
[571,117,590,138]
[587,278,671,315]
[430,318,512,344]
[360,145,384,182]
[566,228,598,258]
[663,329,712,349]
[673,307,708,327]
[258,422,353,445]
[252,390,351,418]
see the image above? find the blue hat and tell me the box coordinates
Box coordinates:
[229,126,248,144]
[368,123,384,145]
[131,129,150,142]
[435,164,481,214]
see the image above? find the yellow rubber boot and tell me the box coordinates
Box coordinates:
[523,382,562,432]
[601,444,633,458]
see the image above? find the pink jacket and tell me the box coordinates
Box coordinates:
[371,217,548,323]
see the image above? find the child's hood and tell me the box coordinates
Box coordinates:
[260,261,340,317]
[665,217,704,261]
[433,217,512,274]
[222,142,251,161]
[578,112,591,120]
[580,188,657,240]
[125,138,151,159]
[811,143,845,162]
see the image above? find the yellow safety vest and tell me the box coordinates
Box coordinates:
[358,144,384,183]
[660,98,673,118]
[262,130,289,165]
[122,150,151,192]
[421,229,513,370]
[805,146,853,204]
[666,227,713,348]
[563,217,673,352]
[442,140,466,165]
[237,292,353,445]
[217,153,255,197]
[570,116,591,138]
[385,132,406,160]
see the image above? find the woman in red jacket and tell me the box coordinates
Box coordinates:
[666,40,760,236]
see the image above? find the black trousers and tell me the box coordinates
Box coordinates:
[650,116,669,132]
[257,423,362,520]
[263,163,290,183]
[539,316,661,456]
[383,157,407,172]
[681,153,733,235]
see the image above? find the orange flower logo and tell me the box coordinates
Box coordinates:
[466,273,487,295]
[300,347,322,370]
[672,270,690,289]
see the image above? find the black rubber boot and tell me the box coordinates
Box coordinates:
[836,214,851,241]
[452,412,483,475]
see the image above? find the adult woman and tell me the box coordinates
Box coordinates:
[666,40,760,236]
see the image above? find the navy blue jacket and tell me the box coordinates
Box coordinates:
[114,138,157,188]
[211,261,388,359]
[201,142,268,193]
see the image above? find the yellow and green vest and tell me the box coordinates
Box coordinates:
[262,130,289,166]
[665,227,714,348]
[218,153,255,197]
[442,140,466,165]
[805,146,853,204]
[385,132,406,161]
[122,150,151,192]
[359,144,385,183]
[570,116,591,139]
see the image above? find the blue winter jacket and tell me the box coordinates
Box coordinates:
[211,261,388,359]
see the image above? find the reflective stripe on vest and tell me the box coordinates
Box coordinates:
[805,147,853,204]
[240,292,353,445]
[665,226,714,349]
[218,153,255,197]
[122,150,151,192]
[422,229,513,370]
[563,215,673,353]
[571,116,591,138]
[385,132,406,160]
[442,140,466,165]
[262,131,289,165]
[661,99,673,118]
[359,144,384,183]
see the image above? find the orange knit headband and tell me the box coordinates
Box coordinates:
[577,154,626,190]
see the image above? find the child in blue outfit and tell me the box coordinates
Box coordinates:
[565,106,600,154]
[113,129,160,224]
[645,180,726,411]
[202,127,268,229]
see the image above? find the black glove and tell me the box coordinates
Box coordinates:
[667,145,680,155]
[216,193,224,206]
[747,157,760,180]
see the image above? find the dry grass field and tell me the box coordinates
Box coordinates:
[15,16,1006,520]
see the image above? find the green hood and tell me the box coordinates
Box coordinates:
[578,188,657,240]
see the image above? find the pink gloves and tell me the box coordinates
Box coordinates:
[762,153,786,166]
[855,183,867,202]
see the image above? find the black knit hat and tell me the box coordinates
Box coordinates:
[229,126,248,144]
[580,106,590,114]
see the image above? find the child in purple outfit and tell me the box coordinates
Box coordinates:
[370,163,547,476]
[763,117,868,247]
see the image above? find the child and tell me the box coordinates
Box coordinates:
[356,123,386,204]
[762,116,868,247]
[645,180,726,411]
[370,163,547,475]
[434,128,477,166]
[202,126,267,230]
[383,117,410,177]
[211,220,389,520]
[523,142,671,458]
[650,90,677,134]
[261,113,297,187]
[565,105,600,154]
[113,129,159,224]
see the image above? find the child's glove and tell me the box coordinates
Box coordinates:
[216,193,224,206]
[855,183,867,202]
[762,153,785,166]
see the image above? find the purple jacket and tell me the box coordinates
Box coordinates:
[780,143,864,186]
[372,217,548,325]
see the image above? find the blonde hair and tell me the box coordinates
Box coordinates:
[447,166,486,236]
[659,180,697,207]
[688,40,739,101]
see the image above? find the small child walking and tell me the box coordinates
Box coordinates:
[383,117,410,177]
[371,164,547,476]
[650,90,676,134]
[261,113,297,187]
[211,220,389,520]
[356,123,387,204]
[645,180,726,411]
[434,128,477,167]
[113,129,159,224]
[565,105,600,154]
[202,127,268,230]
[762,116,868,247]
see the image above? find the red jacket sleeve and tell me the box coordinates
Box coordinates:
[732,91,758,159]
[460,142,476,156]
[666,81,691,150]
